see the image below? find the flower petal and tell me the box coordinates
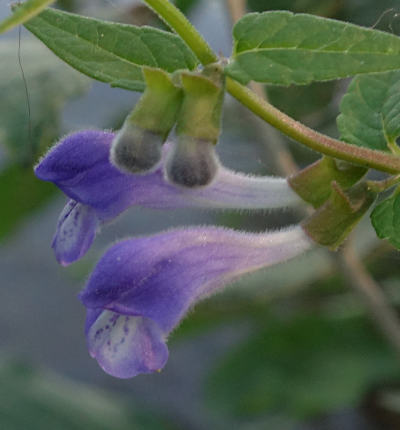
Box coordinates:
[87,309,168,378]
[35,130,300,217]
[36,130,300,264]
[52,200,98,266]
[80,226,311,333]
[35,130,136,220]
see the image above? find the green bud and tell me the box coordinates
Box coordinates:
[302,182,376,249]
[289,157,367,208]
[111,67,182,174]
[166,68,224,188]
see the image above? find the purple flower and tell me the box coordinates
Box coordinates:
[80,225,312,378]
[35,130,300,266]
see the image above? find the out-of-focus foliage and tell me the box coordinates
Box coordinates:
[206,314,400,419]
[174,0,198,14]
[0,40,89,164]
[0,39,89,240]
[247,0,398,24]
[0,165,55,241]
[0,360,177,430]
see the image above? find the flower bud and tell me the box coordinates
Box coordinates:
[111,126,162,174]
[165,136,219,188]
[302,182,376,249]
[289,156,367,208]
[165,70,224,188]
[111,67,182,174]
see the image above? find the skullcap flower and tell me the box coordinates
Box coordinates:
[80,225,312,378]
[35,130,300,265]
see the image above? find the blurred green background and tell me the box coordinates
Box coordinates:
[1,0,400,429]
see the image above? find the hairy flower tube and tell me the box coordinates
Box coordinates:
[80,225,312,378]
[35,130,301,265]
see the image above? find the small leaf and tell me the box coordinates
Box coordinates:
[0,0,55,34]
[289,157,367,208]
[24,8,199,92]
[370,189,400,249]
[226,11,400,86]
[302,182,376,249]
[337,71,400,151]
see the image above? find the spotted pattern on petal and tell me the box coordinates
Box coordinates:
[87,310,168,379]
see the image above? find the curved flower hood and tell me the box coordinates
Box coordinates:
[80,225,312,378]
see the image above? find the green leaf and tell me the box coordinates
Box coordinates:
[24,8,199,92]
[289,157,367,208]
[0,39,90,164]
[0,0,55,34]
[337,71,400,151]
[370,189,400,249]
[226,11,400,86]
[207,315,400,418]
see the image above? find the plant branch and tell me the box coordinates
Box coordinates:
[338,243,400,360]
[142,0,217,65]
[367,174,400,193]
[226,78,400,175]
[227,0,298,176]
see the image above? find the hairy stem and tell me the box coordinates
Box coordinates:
[226,78,400,175]
[227,0,297,176]
[142,0,217,65]
[367,174,400,193]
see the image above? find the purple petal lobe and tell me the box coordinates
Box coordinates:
[35,130,113,183]
[52,200,98,266]
[35,131,137,220]
[87,310,168,379]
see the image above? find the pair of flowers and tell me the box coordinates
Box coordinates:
[35,129,312,378]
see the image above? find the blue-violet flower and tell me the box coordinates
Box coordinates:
[80,225,312,378]
[35,130,301,265]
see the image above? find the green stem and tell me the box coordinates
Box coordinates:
[367,174,400,193]
[142,0,217,65]
[142,0,400,175]
[387,138,400,156]
[226,78,400,175]
[1,0,55,34]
